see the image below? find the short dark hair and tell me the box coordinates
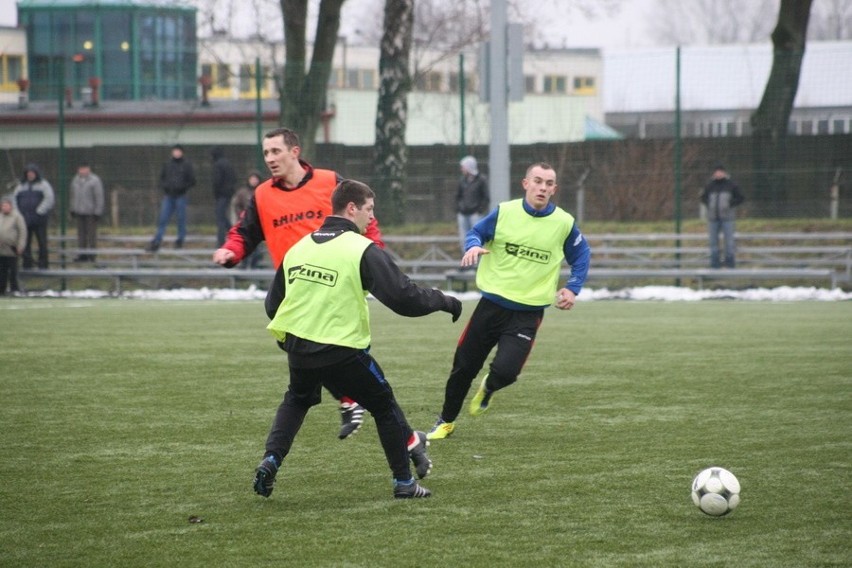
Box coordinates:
[525,162,556,178]
[331,180,374,214]
[264,127,300,149]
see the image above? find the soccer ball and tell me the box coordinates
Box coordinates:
[691,467,741,516]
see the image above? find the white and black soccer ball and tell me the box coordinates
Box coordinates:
[691,467,741,516]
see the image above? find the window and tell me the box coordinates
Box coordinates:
[346,68,360,88]
[543,75,566,94]
[101,11,132,99]
[817,119,829,135]
[239,64,253,92]
[524,74,536,93]
[414,71,442,92]
[573,76,596,95]
[2,55,23,84]
[360,69,375,89]
[832,119,846,134]
[215,63,230,88]
[448,72,460,92]
[788,120,798,135]
[328,68,343,88]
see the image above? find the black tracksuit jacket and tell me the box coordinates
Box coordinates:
[265,216,457,368]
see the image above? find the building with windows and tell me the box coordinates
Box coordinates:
[198,35,609,146]
[604,41,852,138]
[0,26,27,104]
[17,0,197,102]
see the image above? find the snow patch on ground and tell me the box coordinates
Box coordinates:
[14,285,852,302]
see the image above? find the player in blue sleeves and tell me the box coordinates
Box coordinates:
[427,162,591,440]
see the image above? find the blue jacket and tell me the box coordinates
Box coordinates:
[465,199,591,310]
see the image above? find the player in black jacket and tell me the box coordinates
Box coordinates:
[256,180,462,499]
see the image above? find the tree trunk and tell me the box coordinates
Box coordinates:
[279,0,345,160]
[373,0,414,225]
[749,0,812,214]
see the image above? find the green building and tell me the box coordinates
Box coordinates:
[17,0,197,102]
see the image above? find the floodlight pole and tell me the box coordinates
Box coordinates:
[674,46,683,282]
[489,0,510,204]
[58,59,68,289]
[255,56,264,172]
[459,52,466,160]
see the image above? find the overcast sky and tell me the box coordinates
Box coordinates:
[0,0,658,49]
[528,0,657,49]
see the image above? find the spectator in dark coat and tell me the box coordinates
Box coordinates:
[147,144,196,252]
[211,146,238,246]
[13,163,54,269]
[700,163,745,268]
[455,156,489,253]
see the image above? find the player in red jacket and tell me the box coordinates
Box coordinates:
[214,127,383,439]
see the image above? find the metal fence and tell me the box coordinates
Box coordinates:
[3,135,850,230]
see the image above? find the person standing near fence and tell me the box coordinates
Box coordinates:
[211,146,237,247]
[0,195,27,295]
[13,163,54,270]
[427,162,591,441]
[230,171,264,269]
[213,127,384,440]
[700,163,744,269]
[69,162,104,262]
[147,144,196,252]
[455,156,489,254]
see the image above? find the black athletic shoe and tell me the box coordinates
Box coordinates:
[393,479,432,499]
[253,455,279,498]
[409,431,433,479]
[338,401,365,439]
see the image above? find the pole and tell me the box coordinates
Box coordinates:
[489,0,510,204]
[459,52,466,160]
[674,46,683,281]
[58,59,68,289]
[255,56,264,172]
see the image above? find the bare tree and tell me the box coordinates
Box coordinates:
[647,0,779,45]
[278,0,346,160]
[750,0,813,209]
[807,0,852,40]
[373,0,414,225]
[348,0,622,77]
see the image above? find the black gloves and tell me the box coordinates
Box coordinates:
[445,297,462,322]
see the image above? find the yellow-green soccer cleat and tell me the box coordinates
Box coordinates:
[426,418,455,440]
[469,375,494,416]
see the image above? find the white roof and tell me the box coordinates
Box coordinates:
[604,41,852,113]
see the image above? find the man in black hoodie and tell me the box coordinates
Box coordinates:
[700,164,745,268]
[210,146,237,246]
[13,164,54,269]
[147,145,196,252]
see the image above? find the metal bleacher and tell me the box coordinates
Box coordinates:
[16,232,852,293]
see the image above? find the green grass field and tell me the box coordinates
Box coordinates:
[1,299,850,567]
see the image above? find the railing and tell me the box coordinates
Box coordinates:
[17,232,852,293]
